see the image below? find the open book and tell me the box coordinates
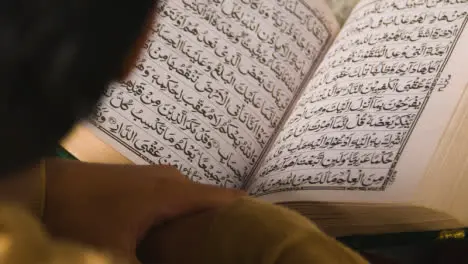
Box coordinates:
[62,0,468,236]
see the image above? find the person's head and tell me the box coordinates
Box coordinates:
[0,0,155,174]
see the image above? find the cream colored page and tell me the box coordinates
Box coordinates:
[86,0,338,188]
[250,0,468,202]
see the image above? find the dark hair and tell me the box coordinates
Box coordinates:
[0,0,154,174]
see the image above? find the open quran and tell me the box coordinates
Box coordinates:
[62,0,468,236]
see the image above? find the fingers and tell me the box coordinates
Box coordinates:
[155,181,246,221]
[143,165,246,219]
[185,183,246,209]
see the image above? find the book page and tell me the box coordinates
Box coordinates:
[85,0,338,188]
[249,0,468,201]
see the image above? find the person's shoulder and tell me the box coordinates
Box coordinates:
[207,197,367,264]
[217,197,320,230]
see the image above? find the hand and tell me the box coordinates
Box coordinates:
[42,158,244,263]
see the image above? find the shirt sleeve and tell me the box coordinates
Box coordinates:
[0,162,44,218]
[0,203,124,264]
[202,197,367,264]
